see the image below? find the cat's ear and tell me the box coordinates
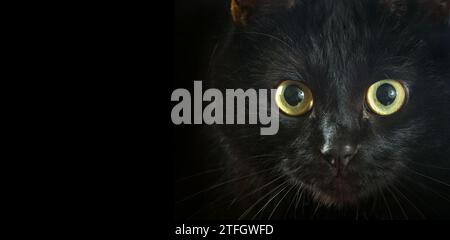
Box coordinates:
[230,0,296,26]
[381,0,449,25]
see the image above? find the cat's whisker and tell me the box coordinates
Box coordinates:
[389,181,426,219]
[386,185,408,220]
[301,190,307,218]
[402,165,450,188]
[371,189,379,217]
[230,174,286,207]
[284,184,299,219]
[408,161,450,170]
[400,174,450,205]
[371,163,409,219]
[294,183,304,219]
[378,185,393,220]
[395,175,446,217]
[176,166,277,205]
[310,202,321,220]
[233,154,282,169]
[252,182,289,220]
[268,184,295,220]
[239,180,287,220]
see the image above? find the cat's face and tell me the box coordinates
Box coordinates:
[214,0,449,207]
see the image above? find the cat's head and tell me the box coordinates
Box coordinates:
[212,0,450,207]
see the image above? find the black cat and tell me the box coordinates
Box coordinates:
[175,0,450,219]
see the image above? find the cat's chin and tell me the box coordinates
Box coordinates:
[302,180,362,207]
[312,188,359,207]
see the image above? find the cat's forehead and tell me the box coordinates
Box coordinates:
[258,1,419,85]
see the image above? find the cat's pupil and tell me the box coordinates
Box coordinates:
[284,85,304,106]
[376,83,397,106]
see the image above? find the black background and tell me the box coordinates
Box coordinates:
[172,0,230,219]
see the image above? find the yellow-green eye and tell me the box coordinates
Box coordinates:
[366,79,407,116]
[275,80,313,116]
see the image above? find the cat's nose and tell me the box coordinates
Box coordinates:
[321,144,358,171]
